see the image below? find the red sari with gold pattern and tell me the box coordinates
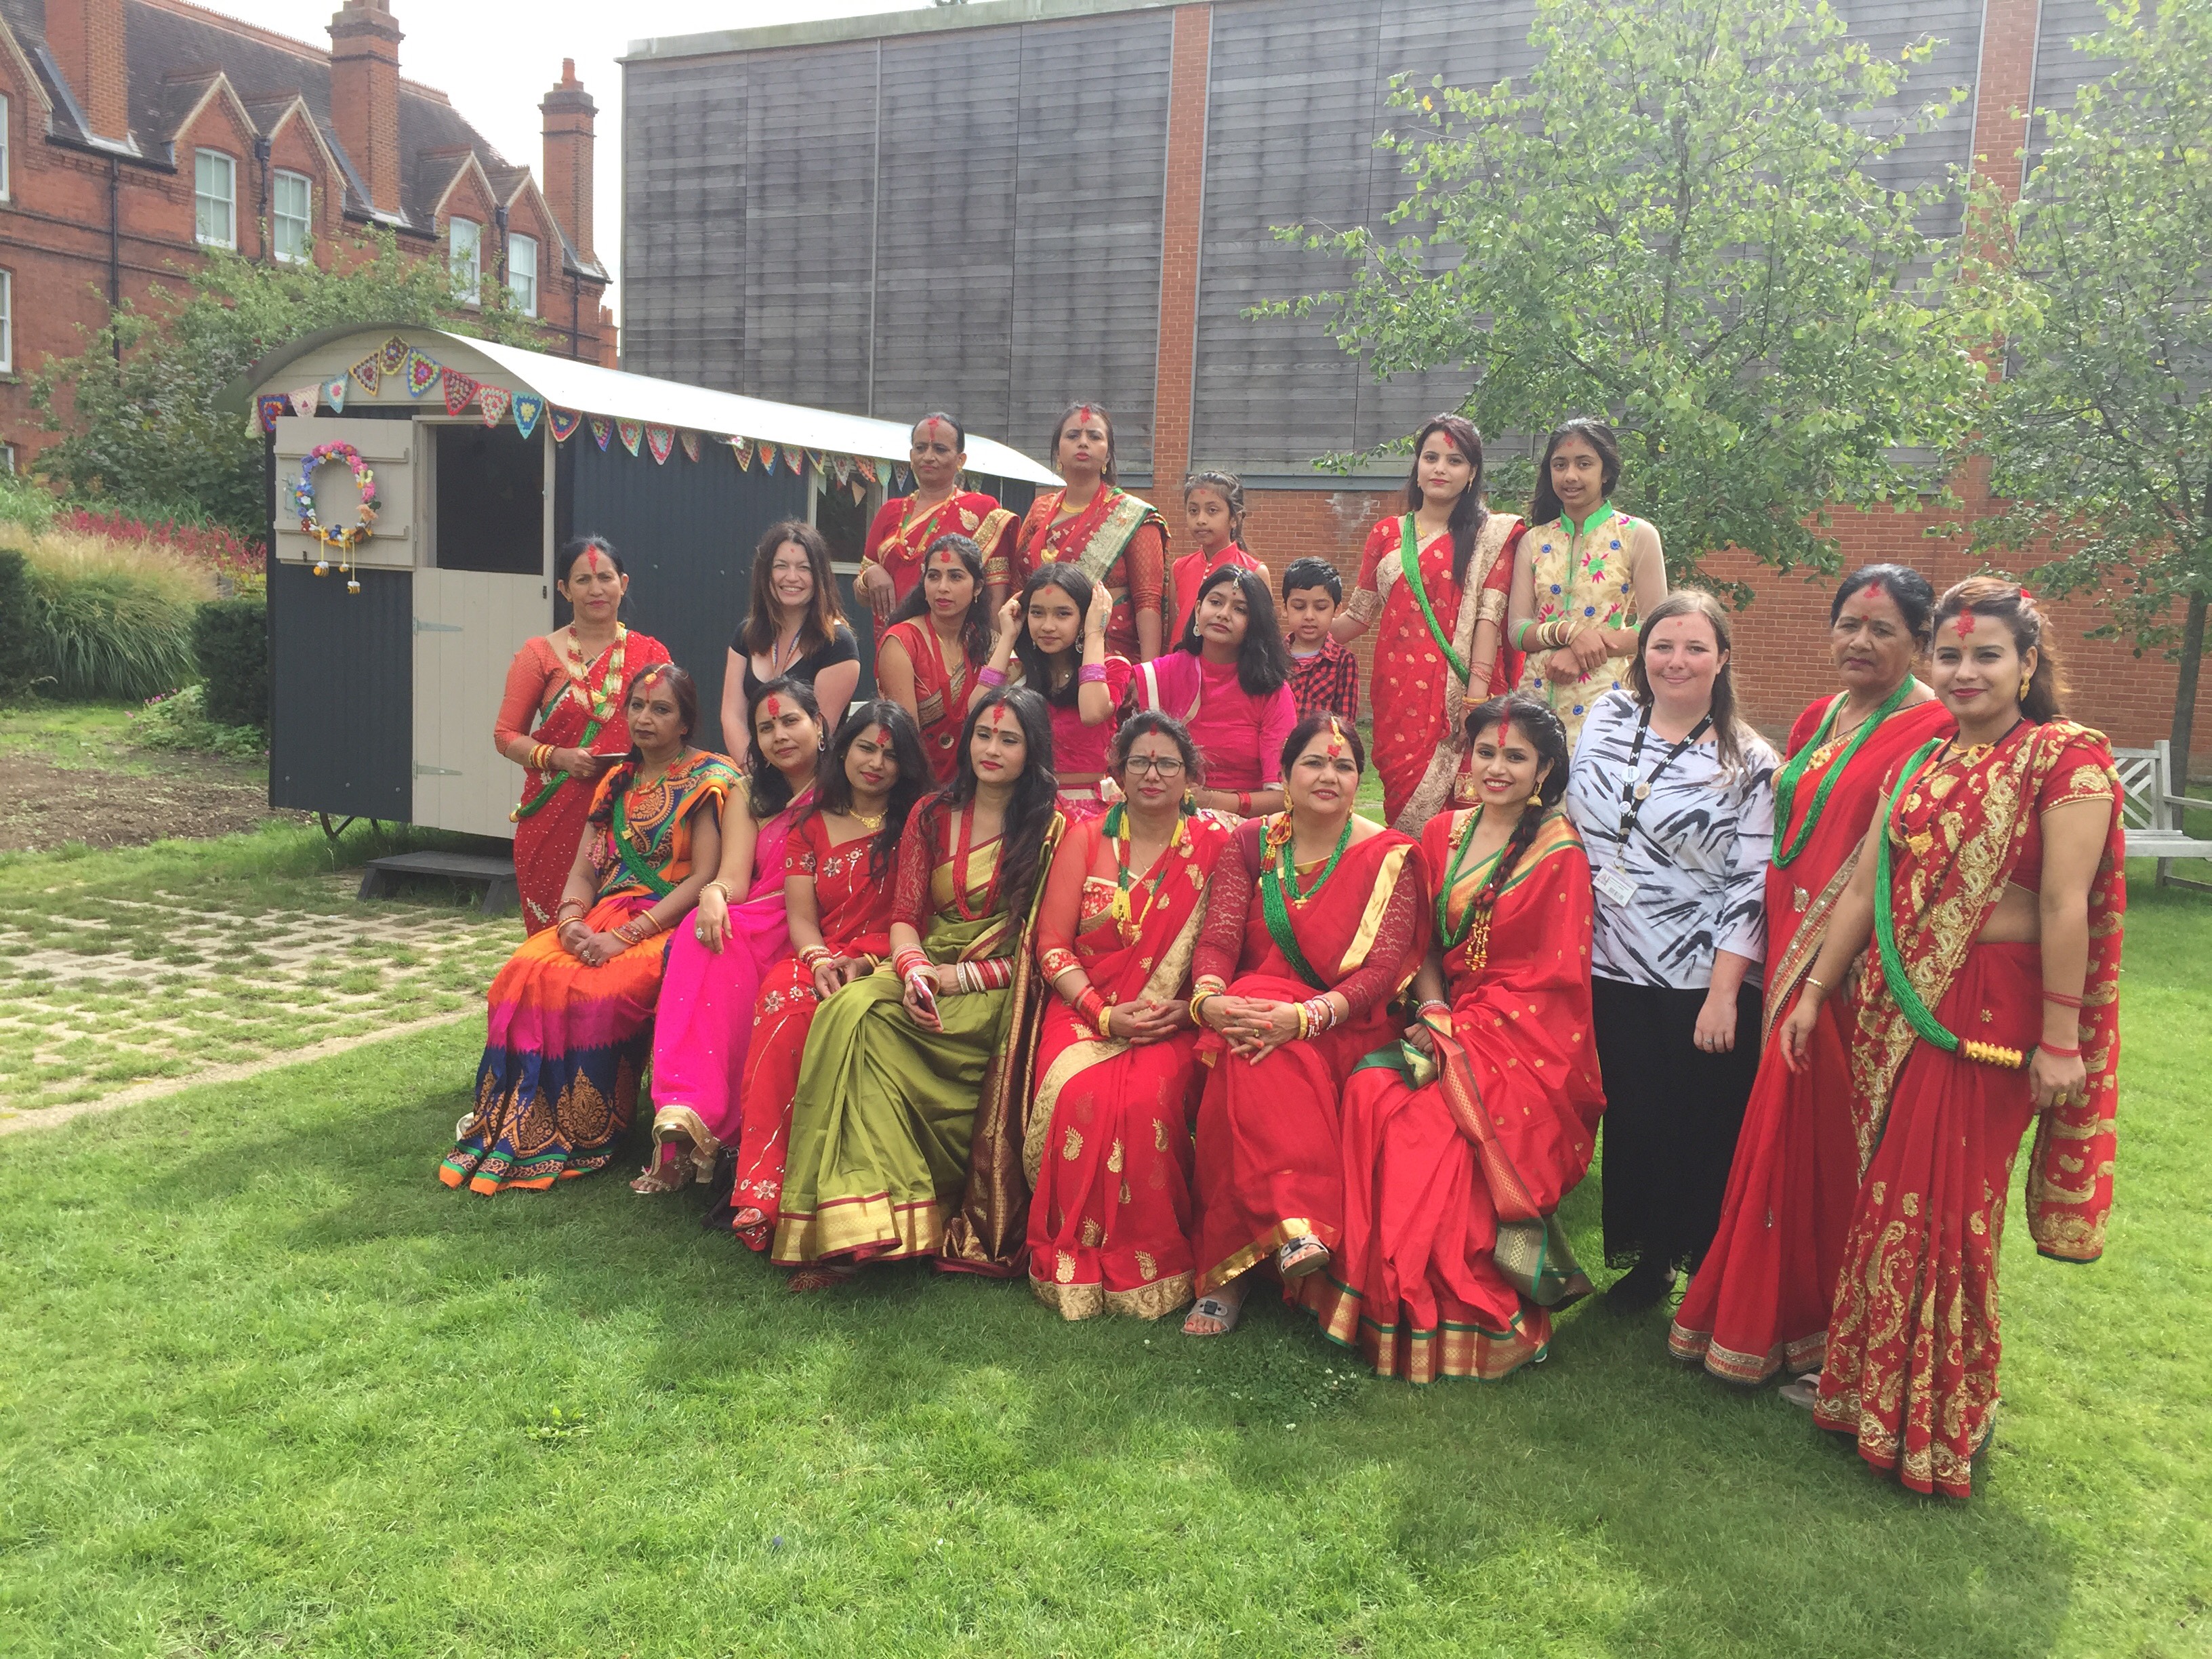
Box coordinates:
[727,809,901,1248]
[1025,810,1231,1319]
[1813,720,2124,1498]
[863,491,1019,600]
[1669,691,1952,1382]
[877,619,983,784]
[1352,514,1524,829]
[497,628,672,933]
[1297,808,1603,1380]
[1190,817,1429,1292]
[1012,486,1169,660]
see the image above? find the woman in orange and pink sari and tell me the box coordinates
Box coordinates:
[1776,578,2125,1499]
[1181,713,1430,1338]
[1299,695,1603,1380]
[1025,712,1232,1320]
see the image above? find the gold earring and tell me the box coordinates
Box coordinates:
[1528,790,1544,807]
[2018,675,2031,703]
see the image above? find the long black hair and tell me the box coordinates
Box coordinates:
[1528,417,1624,529]
[815,699,930,882]
[1403,413,1490,586]
[1176,564,1292,697]
[743,672,823,818]
[1460,693,1570,913]
[886,532,993,667]
[1015,562,1095,710]
[930,685,1059,919]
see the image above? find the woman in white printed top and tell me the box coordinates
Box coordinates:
[1565,590,1776,1314]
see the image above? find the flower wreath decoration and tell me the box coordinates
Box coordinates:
[294,441,379,594]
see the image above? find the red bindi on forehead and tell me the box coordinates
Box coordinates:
[760,696,786,721]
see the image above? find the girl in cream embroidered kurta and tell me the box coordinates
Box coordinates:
[1516,507,1662,747]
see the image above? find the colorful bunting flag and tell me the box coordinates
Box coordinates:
[832,453,852,485]
[323,376,348,413]
[856,457,879,486]
[645,424,675,465]
[255,394,291,434]
[441,369,480,417]
[590,415,613,451]
[679,430,701,463]
[617,420,643,457]
[726,436,754,470]
[404,348,442,397]
[379,334,411,373]
[849,478,866,504]
[288,384,320,418]
[804,449,825,476]
[548,407,582,444]
[477,386,513,428]
[512,394,544,440]
[756,441,779,473]
[348,352,382,397]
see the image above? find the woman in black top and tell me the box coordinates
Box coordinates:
[720,518,860,762]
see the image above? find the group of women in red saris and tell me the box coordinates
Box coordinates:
[458,403,2127,1504]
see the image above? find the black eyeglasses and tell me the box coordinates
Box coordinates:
[1123,756,1187,777]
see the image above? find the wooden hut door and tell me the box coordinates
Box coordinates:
[410,422,554,840]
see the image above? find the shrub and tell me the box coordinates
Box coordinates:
[0,470,57,535]
[192,596,268,729]
[0,546,33,695]
[64,508,264,596]
[24,533,206,701]
[127,683,266,758]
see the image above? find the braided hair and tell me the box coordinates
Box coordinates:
[1460,694,1572,915]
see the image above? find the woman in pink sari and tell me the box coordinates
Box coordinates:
[634,675,823,1192]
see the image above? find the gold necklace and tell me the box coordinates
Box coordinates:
[846,806,888,832]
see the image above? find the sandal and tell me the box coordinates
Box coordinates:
[1277,1235,1330,1280]
[628,1142,693,1195]
[1778,1374,1822,1411]
[787,1265,859,1293]
[1182,1292,1243,1337]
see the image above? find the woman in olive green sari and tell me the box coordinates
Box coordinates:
[773,687,1063,1287]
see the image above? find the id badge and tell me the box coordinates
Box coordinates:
[1594,865,1639,907]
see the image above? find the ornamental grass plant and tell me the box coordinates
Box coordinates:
[21,527,210,702]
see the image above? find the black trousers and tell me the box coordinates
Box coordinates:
[1591,975,1764,1274]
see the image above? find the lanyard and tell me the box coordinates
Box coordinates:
[1615,707,1713,847]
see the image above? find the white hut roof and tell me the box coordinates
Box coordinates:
[230,324,1063,485]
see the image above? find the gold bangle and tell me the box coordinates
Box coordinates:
[700,880,731,903]
[1188,987,1220,1025]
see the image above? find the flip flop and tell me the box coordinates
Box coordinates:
[1182,1294,1242,1336]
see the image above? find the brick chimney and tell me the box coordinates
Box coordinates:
[328,0,403,217]
[540,59,596,266]
[47,0,129,141]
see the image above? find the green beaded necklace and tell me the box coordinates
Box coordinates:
[1771,678,1912,869]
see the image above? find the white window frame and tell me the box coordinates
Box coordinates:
[507,231,537,318]
[272,169,312,264]
[194,150,237,249]
[449,216,481,304]
[0,94,12,202]
[0,270,13,374]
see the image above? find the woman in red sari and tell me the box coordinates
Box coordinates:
[1027,712,1233,1319]
[496,537,672,932]
[444,666,731,1193]
[1300,696,1603,1380]
[981,562,1130,820]
[725,701,928,1248]
[1332,415,1525,830]
[1182,713,1431,1337]
[1778,578,2125,1500]
[856,413,1021,617]
[1009,403,1169,661]
[876,533,992,783]
[1670,566,1950,1385]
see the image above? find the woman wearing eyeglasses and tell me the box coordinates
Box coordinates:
[1025,713,1232,1321]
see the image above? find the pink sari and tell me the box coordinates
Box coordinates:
[647,786,815,1161]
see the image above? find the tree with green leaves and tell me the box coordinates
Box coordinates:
[1277,0,1998,595]
[1967,0,2212,772]
[32,230,541,537]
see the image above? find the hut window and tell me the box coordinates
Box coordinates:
[195,150,237,249]
[508,234,538,317]
[273,171,312,263]
[449,218,482,305]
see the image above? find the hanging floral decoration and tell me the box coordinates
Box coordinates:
[293,440,379,594]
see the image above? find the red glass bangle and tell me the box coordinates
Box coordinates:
[2041,989,2084,1009]
[2038,1040,2081,1058]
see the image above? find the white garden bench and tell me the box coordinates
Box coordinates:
[2114,741,2212,893]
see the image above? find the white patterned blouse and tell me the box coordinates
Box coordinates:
[1564,689,1777,990]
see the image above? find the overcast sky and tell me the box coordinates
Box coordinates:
[194,0,933,312]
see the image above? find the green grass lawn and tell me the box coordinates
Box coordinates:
[1,875,2205,1655]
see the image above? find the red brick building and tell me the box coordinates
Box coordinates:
[0,0,612,471]
[622,0,2209,768]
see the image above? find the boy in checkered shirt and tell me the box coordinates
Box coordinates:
[1281,557,1359,724]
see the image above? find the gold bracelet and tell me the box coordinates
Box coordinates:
[700,880,731,903]
[1189,987,1221,1026]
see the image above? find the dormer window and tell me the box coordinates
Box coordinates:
[195,150,237,248]
[449,217,481,304]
